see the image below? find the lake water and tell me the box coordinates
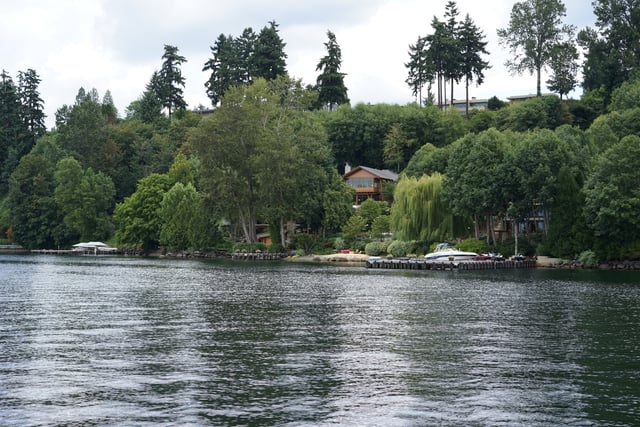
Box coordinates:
[1,254,639,426]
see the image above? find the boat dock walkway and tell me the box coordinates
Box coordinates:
[366,257,536,271]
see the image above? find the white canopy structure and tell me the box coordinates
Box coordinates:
[72,242,118,253]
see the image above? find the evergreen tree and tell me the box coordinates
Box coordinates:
[237,27,257,82]
[203,27,258,106]
[459,14,490,116]
[579,0,640,101]
[315,30,349,110]
[129,74,164,123]
[0,70,22,189]
[101,90,117,123]
[443,1,463,107]
[426,17,448,108]
[17,69,45,137]
[204,34,239,106]
[405,36,434,106]
[252,21,287,80]
[497,0,575,96]
[56,87,116,173]
[406,38,423,103]
[158,44,187,119]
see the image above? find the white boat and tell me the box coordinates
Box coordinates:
[424,243,478,261]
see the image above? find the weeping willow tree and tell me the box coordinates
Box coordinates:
[390,173,467,242]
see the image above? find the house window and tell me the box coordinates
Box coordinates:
[347,177,375,189]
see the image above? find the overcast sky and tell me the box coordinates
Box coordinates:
[1,0,596,129]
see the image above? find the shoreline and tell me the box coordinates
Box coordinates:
[286,254,640,271]
[14,249,640,270]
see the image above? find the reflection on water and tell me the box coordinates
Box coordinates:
[1,255,639,425]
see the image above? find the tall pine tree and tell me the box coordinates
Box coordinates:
[459,14,490,116]
[252,21,287,80]
[405,36,434,106]
[315,30,349,110]
[0,70,25,189]
[203,34,242,106]
[443,1,463,108]
[158,44,187,119]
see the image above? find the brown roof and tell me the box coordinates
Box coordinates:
[344,166,398,181]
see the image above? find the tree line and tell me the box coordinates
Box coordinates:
[1,0,640,263]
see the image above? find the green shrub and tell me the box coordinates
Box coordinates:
[351,239,368,253]
[290,233,319,254]
[578,250,599,268]
[412,241,429,256]
[458,238,488,254]
[365,241,388,256]
[334,237,346,251]
[388,240,411,257]
[268,244,285,253]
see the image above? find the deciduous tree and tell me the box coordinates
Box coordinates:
[442,129,514,241]
[7,153,57,249]
[584,135,640,259]
[322,170,354,236]
[579,0,640,100]
[113,173,172,251]
[193,77,330,246]
[54,157,115,242]
[391,173,465,242]
[546,41,579,99]
[159,182,202,251]
[497,0,575,96]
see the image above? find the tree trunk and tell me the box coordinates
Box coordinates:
[543,206,549,236]
[443,78,447,109]
[465,77,470,117]
[536,66,541,96]
[438,74,442,108]
[279,217,287,248]
[238,208,252,243]
[450,77,454,108]
[485,215,493,246]
[474,214,479,239]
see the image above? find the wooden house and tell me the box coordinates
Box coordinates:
[343,165,398,205]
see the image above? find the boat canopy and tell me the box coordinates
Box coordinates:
[72,242,118,251]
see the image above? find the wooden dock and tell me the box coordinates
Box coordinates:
[0,245,28,254]
[365,257,536,271]
[231,252,287,261]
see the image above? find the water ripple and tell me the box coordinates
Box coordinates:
[1,255,639,425]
